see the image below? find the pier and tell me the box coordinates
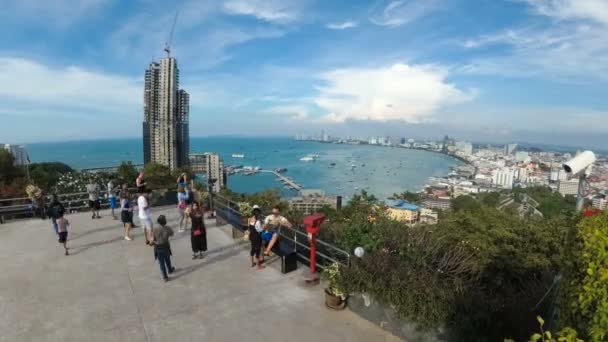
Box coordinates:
[259,170,303,191]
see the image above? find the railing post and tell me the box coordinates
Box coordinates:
[303,213,326,285]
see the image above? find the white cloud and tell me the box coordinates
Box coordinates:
[371,0,441,27]
[523,0,608,25]
[222,0,303,24]
[326,21,358,30]
[314,63,474,123]
[0,57,140,115]
[265,105,309,120]
[461,1,608,80]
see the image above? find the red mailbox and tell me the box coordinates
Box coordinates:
[303,213,326,284]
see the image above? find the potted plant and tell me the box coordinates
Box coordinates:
[322,262,348,310]
[237,202,253,231]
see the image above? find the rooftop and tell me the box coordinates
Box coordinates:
[1,206,400,342]
[386,200,419,211]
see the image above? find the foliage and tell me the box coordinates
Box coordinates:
[388,191,421,204]
[513,186,576,219]
[321,263,347,299]
[116,161,139,186]
[29,162,73,191]
[143,163,174,190]
[505,317,582,342]
[559,211,608,341]
[451,195,482,212]
[237,202,252,216]
[0,149,23,183]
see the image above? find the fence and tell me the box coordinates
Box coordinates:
[212,193,350,268]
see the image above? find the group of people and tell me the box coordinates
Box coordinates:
[246,205,292,270]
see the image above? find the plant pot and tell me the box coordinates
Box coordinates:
[325,288,347,310]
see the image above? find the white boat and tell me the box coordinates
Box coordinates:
[300,156,315,161]
[231,154,245,158]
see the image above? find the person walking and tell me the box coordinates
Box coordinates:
[47,194,65,237]
[177,186,188,233]
[187,201,207,259]
[107,176,118,220]
[137,189,154,245]
[120,190,133,241]
[247,205,264,270]
[122,183,137,228]
[86,177,101,219]
[152,215,175,282]
[56,212,70,256]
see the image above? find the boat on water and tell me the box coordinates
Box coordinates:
[274,168,288,173]
[329,162,336,166]
[300,156,315,162]
[231,154,245,158]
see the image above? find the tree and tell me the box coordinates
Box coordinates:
[388,191,421,204]
[29,162,73,191]
[116,161,139,186]
[451,195,482,212]
[0,149,22,183]
[143,162,174,189]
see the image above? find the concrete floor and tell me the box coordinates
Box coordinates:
[0,206,401,342]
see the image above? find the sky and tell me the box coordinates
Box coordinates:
[0,0,607,149]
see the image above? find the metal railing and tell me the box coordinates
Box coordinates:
[212,194,350,268]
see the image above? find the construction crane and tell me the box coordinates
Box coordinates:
[164,11,179,57]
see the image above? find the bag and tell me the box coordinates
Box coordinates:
[178,202,187,209]
[193,229,202,237]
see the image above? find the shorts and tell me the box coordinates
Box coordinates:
[58,231,68,243]
[121,211,131,224]
[109,197,117,209]
[89,200,100,210]
[140,218,153,232]
[261,231,277,242]
[137,185,145,194]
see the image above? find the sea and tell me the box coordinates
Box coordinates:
[25,137,463,200]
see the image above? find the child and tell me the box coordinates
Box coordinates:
[152,215,175,282]
[56,214,70,255]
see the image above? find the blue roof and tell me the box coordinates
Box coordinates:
[386,200,419,211]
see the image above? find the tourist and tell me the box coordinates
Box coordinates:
[86,177,101,219]
[177,173,188,189]
[120,190,133,240]
[187,201,207,259]
[137,189,153,245]
[122,183,137,228]
[177,186,188,232]
[56,212,70,256]
[47,194,65,237]
[107,176,118,220]
[152,215,175,282]
[136,172,146,194]
[248,205,264,269]
[262,207,292,256]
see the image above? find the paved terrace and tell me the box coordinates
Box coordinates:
[0,206,400,342]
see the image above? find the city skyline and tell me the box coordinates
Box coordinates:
[0,0,607,148]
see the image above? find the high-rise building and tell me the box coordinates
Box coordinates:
[515,151,530,163]
[2,144,27,165]
[204,153,224,193]
[143,57,189,170]
[493,168,517,189]
[558,179,580,196]
[504,143,518,156]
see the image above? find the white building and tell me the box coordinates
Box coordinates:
[592,196,607,210]
[455,141,473,156]
[204,153,225,193]
[493,168,517,189]
[558,179,580,196]
[143,57,190,170]
[289,189,337,214]
[3,144,27,165]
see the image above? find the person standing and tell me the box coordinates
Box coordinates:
[120,190,133,241]
[86,177,101,219]
[136,172,146,194]
[56,213,70,256]
[187,201,207,259]
[177,186,188,232]
[248,205,264,269]
[122,183,137,228]
[107,176,118,220]
[137,189,153,245]
[262,207,292,256]
[152,215,175,282]
[47,194,65,237]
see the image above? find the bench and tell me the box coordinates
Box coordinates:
[271,239,298,274]
[0,205,34,224]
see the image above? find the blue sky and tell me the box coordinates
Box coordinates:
[0,0,607,148]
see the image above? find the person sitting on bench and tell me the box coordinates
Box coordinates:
[262,207,292,256]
